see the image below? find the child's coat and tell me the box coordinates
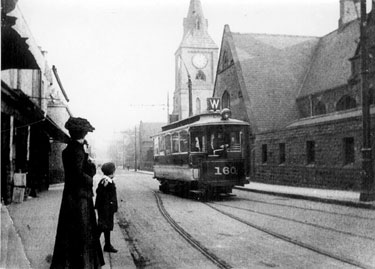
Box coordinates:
[95,176,118,231]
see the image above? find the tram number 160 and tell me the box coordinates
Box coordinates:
[214,166,238,175]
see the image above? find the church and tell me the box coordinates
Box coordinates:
[213,0,375,191]
[170,0,218,122]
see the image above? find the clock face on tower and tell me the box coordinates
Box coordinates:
[192,53,208,69]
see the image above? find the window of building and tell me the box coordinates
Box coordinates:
[222,91,230,109]
[314,101,326,115]
[223,51,228,65]
[262,144,268,163]
[196,98,201,114]
[343,137,355,164]
[196,19,200,30]
[336,95,357,111]
[306,141,315,164]
[196,70,206,81]
[279,143,286,164]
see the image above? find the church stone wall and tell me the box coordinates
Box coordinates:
[252,112,375,190]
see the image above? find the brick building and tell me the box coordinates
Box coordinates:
[213,0,375,190]
[137,122,165,171]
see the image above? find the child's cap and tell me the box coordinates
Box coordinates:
[101,162,116,176]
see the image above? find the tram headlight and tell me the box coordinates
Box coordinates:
[221,108,231,120]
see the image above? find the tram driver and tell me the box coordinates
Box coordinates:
[209,133,229,156]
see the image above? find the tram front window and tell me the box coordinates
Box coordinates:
[190,127,243,156]
[209,132,228,155]
[208,128,242,156]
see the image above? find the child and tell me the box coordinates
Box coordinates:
[95,162,118,253]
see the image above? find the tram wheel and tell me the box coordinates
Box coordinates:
[159,181,170,194]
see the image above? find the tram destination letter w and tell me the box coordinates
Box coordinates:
[207,98,221,112]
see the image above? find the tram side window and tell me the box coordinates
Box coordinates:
[228,132,241,152]
[180,130,189,153]
[191,133,204,152]
[165,134,171,155]
[153,137,159,156]
[159,136,165,156]
[172,132,179,153]
[202,136,207,152]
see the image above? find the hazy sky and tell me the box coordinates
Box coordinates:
[17,0,371,144]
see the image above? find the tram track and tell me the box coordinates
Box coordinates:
[153,191,232,269]
[209,202,375,241]
[229,195,375,221]
[136,179,374,268]
[204,202,375,269]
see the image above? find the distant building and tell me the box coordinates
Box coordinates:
[1,1,71,203]
[213,0,375,190]
[137,122,165,171]
[170,0,218,122]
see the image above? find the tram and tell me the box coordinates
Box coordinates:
[152,108,250,199]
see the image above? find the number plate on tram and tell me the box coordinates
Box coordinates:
[202,161,244,180]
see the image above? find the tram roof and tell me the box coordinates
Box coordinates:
[159,113,249,133]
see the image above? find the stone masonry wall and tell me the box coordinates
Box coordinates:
[254,112,375,190]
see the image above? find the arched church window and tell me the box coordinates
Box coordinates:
[196,98,201,114]
[223,51,228,65]
[314,101,326,115]
[222,91,230,109]
[196,70,206,81]
[336,95,357,111]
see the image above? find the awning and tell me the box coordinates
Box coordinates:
[1,14,39,70]
[1,81,70,143]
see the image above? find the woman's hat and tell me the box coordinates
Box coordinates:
[64,117,95,132]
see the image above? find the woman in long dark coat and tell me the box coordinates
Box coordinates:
[51,117,104,269]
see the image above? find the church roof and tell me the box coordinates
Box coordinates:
[179,0,218,49]
[179,29,218,49]
[228,29,319,132]
[186,0,204,18]
[217,14,362,132]
[297,19,360,98]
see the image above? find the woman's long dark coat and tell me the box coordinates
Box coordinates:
[51,140,104,269]
[95,179,118,231]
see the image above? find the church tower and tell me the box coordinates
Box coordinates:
[171,0,218,122]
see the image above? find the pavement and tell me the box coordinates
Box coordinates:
[1,179,136,269]
[235,183,375,209]
[2,170,375,269]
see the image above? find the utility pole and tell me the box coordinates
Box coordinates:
[180,56,193,118]
[134,126,137,172]
[123,133,126,169]
[188,74,193,117]
[360,0,375,201]
[167,92,170,124]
